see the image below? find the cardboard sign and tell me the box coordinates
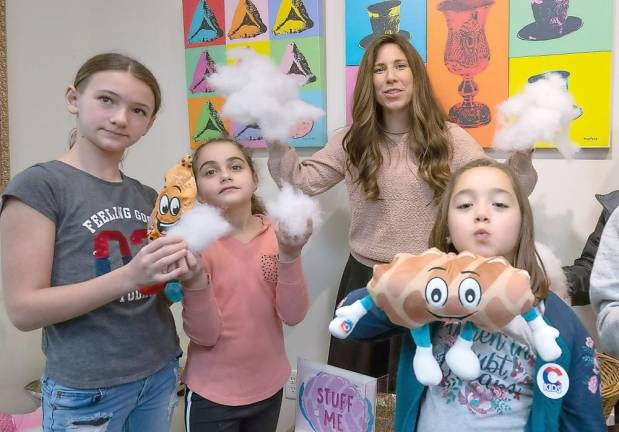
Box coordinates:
[295,358,377,432]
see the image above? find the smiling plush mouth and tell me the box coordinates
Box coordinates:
[157,219,179,233]
[428,310,476,320]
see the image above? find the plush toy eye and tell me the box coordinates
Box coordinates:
[425,277,448,308]
[459,278,481,309]
[159,195,170,215]
[170,197,181,216]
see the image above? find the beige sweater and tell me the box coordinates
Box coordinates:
[267,123,537,266]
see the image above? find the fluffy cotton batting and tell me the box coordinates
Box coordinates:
[265,183,321,237]
[206,48,324,143]
[535,241,569,302]
[493,73,579,159]
[166,203,231,252]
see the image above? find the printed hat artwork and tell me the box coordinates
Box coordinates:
[360,0,411,49]
[517,0,583,41]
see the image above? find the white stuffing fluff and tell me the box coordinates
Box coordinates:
[493,73,580,159]
[265,183,321,237]
[535,241,569,302]
[206,48,324,143]
[502,241,569,350]
[166,203,231,252]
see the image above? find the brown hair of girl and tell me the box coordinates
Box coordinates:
[192,137,266,215]
[428,158,549,300]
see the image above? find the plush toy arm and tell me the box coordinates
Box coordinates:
[139,280,184,303]
[411,325,443,386]
[328,295,375,339]
[163,280,184,303]
[445,321,482,381]
[523,307,561,361]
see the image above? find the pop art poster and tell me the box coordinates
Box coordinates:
[345,0,613,149]
[295,358,377,432]
[182,0,327,149]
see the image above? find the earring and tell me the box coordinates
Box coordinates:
[446,236,452,245]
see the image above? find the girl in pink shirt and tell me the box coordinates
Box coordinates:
[180,137,312,432]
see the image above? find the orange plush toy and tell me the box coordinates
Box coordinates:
[329,249,562,385]
[139,155,197,299]
[146,155,197,241]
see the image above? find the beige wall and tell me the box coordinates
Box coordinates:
[1,1,616,431]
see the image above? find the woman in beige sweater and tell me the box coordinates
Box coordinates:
[267,34,536,390]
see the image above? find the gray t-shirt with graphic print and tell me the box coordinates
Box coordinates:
[416,323,534,432]
[1,161,180,388]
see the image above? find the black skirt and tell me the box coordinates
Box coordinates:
[327,254,402,392]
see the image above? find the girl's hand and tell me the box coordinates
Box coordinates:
[125,235,188,289]
[177,252,208,290]
[275,219,313,263]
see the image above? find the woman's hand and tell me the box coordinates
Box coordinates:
[275,219,313,263]
[125,235,188,288]
[266,140,289,159]
[509,148,534,173]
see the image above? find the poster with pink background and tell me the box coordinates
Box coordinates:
[295,358,377,432]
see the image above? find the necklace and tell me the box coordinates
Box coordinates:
[380,126,409,135]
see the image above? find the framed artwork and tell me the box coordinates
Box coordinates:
[1,0,9,191]
[181,0,327,149]
[345,0,613,149]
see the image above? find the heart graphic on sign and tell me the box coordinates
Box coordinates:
[298,372,374,432]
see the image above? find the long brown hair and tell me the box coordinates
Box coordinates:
[192,137,266,215]
[344,34,452,201]
[428,159,549,300]
[69,53,162,147]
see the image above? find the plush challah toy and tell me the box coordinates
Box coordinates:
[329,249,562,385]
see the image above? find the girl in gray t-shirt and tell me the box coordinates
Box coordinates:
[1,53,191,432]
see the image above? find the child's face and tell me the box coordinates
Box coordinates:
[447,167,522,262]
[66,71,156,155]
[193,141,257,211]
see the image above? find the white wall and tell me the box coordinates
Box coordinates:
[1,1,616,431]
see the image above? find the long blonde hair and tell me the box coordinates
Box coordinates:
[428,159,549,300]
[344,34,452,202]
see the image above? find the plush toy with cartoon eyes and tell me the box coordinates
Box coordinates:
[329,248,562,385]
[139,155,197,301]
[147,155,197,241]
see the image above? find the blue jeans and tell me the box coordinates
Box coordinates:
[41,358,179,432]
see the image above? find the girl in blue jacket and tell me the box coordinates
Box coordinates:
[342,159,605,432]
